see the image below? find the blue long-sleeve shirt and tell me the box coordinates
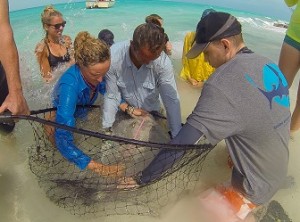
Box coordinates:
[102,41,182,137]
[52,64,105,170]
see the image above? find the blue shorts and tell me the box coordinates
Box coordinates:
[0,62,15,133]
[284,35,300,51]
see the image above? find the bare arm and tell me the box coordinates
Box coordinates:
[35,41,52,81]
[63,35,75,66]
[164,41,172,55]
[0,0,29,115]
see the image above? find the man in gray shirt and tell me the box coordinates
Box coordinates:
[102,23,182,138]
[120,11,290,222]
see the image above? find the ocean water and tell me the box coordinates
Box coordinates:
[1,0,300,221]
[10,0,292,108]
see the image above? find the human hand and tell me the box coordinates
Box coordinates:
[63,35,72,48]
[165,41,172,55]
[88,160,124,177]
[117,176,139,190]
[43,72,54,83]
[125,105,148,118]
[188,77,204,88]
[131,108,148,117]
[103,127,113,135]
[0,91,29,115]
[193,81,204,88]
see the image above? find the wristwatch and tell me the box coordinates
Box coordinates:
[125,105,134,115]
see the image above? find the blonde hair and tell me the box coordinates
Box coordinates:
[74,31,110,67]
[41,5,63,25]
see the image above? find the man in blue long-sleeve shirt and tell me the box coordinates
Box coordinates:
[102,23,182,138]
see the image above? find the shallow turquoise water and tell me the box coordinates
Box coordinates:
[1,0,299,221]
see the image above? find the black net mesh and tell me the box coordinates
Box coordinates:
[1,106,213,217]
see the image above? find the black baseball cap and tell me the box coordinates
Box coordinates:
[186,12,242,59]
[98,29,114,46]
[201,8,216,19]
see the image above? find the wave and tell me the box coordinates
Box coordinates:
[238,17,287,34]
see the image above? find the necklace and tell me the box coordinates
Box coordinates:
[47,37,60,44]
[47,37,65,50]
[46,37,66,57]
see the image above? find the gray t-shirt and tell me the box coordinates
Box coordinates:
[187,51,290,205]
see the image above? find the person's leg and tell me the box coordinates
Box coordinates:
[291,81,300,132]
[44,110,56,144]
[278,41,300,88]
[279,36,300,133]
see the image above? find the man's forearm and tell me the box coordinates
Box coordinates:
[0,0,29,116]
[0,22,23,94]
[138,123,205,184]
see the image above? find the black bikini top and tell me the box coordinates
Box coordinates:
[46,42,71,68]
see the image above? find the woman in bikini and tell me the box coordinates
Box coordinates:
[35,5,74,83]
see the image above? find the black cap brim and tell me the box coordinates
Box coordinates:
[186,42,208,59]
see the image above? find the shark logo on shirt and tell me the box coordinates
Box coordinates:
[245,63,289,109]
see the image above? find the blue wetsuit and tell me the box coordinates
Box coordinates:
[53,64,105,169]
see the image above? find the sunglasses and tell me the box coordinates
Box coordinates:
[47,21,66,30]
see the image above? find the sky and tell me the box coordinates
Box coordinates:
[9,0,292,20]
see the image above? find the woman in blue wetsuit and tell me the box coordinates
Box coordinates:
[50,31,123,176]
[35,5,74,83]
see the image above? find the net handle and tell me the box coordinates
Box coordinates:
[0,106,208,150]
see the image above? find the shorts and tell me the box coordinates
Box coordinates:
[0,62,8,105]
[284,35,300,51]
[0,62,15,134]
[198,183,256,222]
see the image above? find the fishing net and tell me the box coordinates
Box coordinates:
[1,106,213,217]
